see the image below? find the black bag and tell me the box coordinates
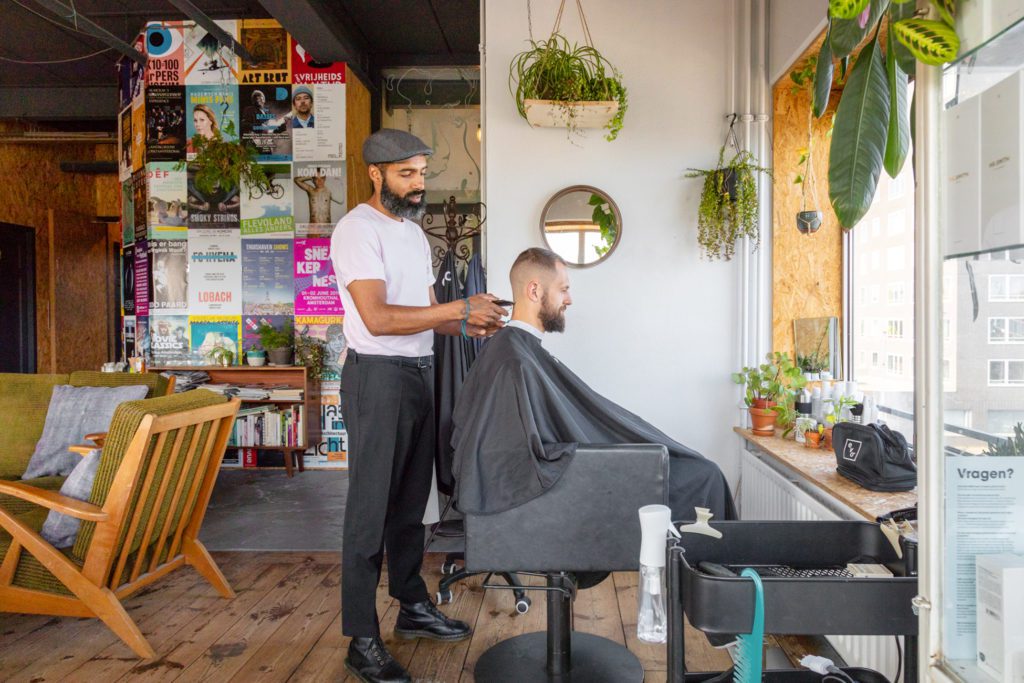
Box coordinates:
[832,422,917,492]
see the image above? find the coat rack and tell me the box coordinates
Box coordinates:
[422,195,485,267]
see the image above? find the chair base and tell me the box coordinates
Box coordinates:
[474,631,643,682]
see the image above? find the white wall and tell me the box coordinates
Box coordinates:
[482,0,742,481]
[767,0,827,85]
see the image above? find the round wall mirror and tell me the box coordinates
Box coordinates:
[540,185,621,267]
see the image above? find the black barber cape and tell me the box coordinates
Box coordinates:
[451,326,737,520]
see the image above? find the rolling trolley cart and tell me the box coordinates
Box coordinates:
[667,521,918,682]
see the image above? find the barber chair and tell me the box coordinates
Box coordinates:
[464,444,669,683]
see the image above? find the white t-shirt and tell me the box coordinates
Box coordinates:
[330,203,435,357]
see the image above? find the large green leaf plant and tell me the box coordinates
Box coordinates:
[821,0,961,228]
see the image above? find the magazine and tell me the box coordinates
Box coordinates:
[146,163,188,238]
[292,161,345,232]
[239,85,292,160]
[121,179,134,245]
[186,84,239,157]
[145,86,186,161]
[189,315,242,363]
[238,19,290,85]
[144,22,185,85]
[294,315,346,380]
[122,244,136,316]
[131,169,148,241]
[183,20,239,85]
[188,230,242,315]
[294,238,344,316]
[187,163,240,230]
[118,105,132,182]
[291,83,345,162]
[241,314,290,352]
[150,314,190,364]
[134,240,150,318]
[291,43,345,85]
[123,315,136,360]
[131,99,146,172]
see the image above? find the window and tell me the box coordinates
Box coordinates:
[944,409,971,428]
[989,274,1024,302]
[943,359,951,380]
[887,283,906,305]
[988,317,1024,343]
[870,285,880,304]
[987,410,1024,436]
[872,351,879,366]
[871,218,881,237]
[887,354,905,375]
[886,246,905,271]
[887,209,906,236]
[988,360,1024,386]
[870,251,881,270]
[887,320,904,339]
[889,172,906,199]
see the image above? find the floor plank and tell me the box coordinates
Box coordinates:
[1,552,746,682]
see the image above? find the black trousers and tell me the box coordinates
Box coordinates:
[340,351,435,637]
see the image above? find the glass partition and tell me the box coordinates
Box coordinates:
[938,13,1024,681]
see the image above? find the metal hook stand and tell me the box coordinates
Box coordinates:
[422,195,486,268]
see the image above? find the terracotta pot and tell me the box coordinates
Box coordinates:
[750,398,777,411]
[823,427,834,450]
[749,407,777,436]
[804,431,821,448]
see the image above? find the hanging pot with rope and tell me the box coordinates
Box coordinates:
[511,0,628,140]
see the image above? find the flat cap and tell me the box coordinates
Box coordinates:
[363,128,433,164]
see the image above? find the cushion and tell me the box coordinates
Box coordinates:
[22,385,149,480]
[0,373,70,480]
[39,449,101,548]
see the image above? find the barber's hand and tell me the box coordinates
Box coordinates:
[465,293,506,328]
[465,323,502,339]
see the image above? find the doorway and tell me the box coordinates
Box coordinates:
[0,223,36,373]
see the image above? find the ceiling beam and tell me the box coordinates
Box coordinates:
[0,86,116,120]
[25,0,147,67]
[257,0,376,91]
[165,0,257,65]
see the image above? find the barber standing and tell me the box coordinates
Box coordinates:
[330,129,505,683]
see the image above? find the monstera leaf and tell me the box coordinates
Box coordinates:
[884,30,910,178]
[814,34,834,118]
[829,0,871,20]
[892,18,960,65]
[828,35,890,228]
[830,0,889,58]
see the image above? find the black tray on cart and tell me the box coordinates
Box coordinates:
[667,521,918,683]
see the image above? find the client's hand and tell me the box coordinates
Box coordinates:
[465,293,507,328]
[466,324,502,339]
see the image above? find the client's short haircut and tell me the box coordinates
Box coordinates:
[510,247,566,280]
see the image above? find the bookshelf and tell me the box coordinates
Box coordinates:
[151,365,321,477]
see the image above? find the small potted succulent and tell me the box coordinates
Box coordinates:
[732,352,806,436]
[246,346,267,367]
[206,346,235,367]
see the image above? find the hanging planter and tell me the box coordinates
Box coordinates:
[686,119,771,261]
[523,98,620,132]
[509,2,628,141]
[790,55,824,235]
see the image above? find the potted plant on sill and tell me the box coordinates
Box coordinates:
[257,321,295,366]
[732,352,806,437]
[509,32,628,141]
[687,145,771,261]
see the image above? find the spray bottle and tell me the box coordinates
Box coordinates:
[637,504,680,643]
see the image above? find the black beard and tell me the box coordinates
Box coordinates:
[380,177,426,220]
[539,294,566,333]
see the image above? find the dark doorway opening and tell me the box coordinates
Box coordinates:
[0,223,37,373]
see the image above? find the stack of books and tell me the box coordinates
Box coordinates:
[268,386,304,401]
[229,404,304,448]
[200,384,271,400]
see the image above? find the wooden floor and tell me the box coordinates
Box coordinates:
[0,552,732,682]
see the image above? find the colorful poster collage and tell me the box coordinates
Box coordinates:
[119,18,349,468]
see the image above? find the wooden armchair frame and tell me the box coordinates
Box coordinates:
[0,397,240,658]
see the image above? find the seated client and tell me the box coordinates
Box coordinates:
[452,247,736,521]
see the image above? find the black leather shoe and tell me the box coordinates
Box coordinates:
[344,637,411,683]
[394,600,472,642]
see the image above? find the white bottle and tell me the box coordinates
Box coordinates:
[636,505,680,643]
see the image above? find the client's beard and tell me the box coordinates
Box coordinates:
[539,294,566,333]
[381,177,427,220]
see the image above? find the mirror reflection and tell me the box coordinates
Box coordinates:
[540,185,621,267]
[793,316,839,379]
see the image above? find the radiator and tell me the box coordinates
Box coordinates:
[738,449,903,682]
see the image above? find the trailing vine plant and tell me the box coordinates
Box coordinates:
[176,119,270,199]
[687,145,771,261]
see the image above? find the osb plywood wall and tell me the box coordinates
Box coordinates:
[771,33,844,360]
[346,65,372,207]
[0,120,116,373]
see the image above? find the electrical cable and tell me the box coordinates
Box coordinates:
[0,47,113,64]
[11,0,95,37]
